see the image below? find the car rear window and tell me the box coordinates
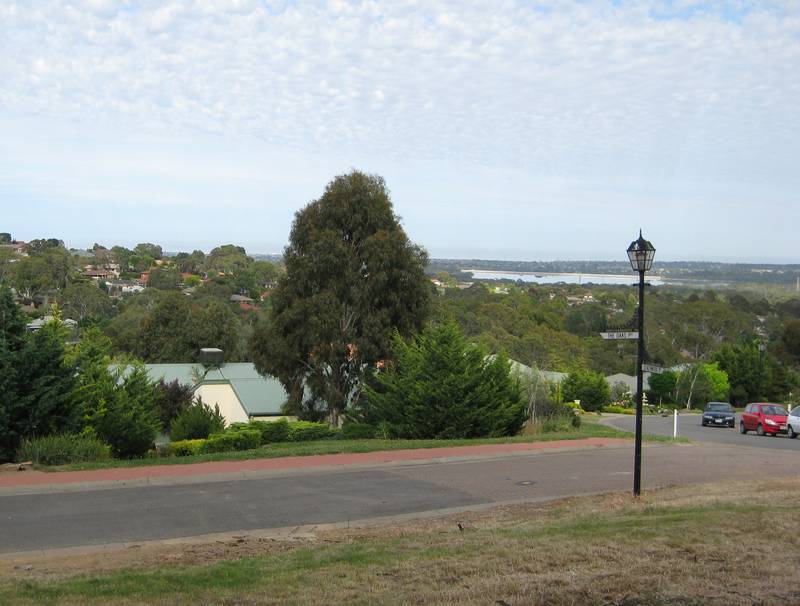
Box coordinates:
[761,405,787,416]
[707,403,732,412]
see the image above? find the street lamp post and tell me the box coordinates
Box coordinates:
[627,230,655,498]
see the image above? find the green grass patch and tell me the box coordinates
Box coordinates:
[1,493,790,606]
[44,422,652,472]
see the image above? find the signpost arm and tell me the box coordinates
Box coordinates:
[633,270,645,497]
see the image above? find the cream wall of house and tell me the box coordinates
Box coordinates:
[194,384,249,425]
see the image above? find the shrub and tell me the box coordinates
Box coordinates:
[153,379,194,432]
[530,400,579,423]
[357,321,525,439]
[287,421,336,442]
[564,401,585,414]
[249,419,290,444]
[602,405,635,414]
[340,421,376,440]
[562,369,611,412]
[200,429,261,453]
[93,393,160,459]
[89,364,161,459]
[170,399,226,441]
[16,433,111,466]
[539,416,576,433]
[168,439,206,456]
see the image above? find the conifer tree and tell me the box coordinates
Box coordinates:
[357,321,525,439]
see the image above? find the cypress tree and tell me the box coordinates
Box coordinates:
[358,321,525,439]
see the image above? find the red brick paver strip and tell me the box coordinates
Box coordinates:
[0,438,629,488]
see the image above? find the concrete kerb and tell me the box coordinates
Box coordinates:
[0,440,642,497]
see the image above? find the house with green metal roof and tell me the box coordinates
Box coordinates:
[143,362,292,426]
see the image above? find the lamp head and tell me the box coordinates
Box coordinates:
[627,230,655,272]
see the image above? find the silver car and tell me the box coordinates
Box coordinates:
[787,406,800,439]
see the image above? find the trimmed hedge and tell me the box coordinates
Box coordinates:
[602,405,636,414]
[17,434,111,466]
[340,421,376,439]
[228,420,335,444]
[168,439,206,457]
[287,421,336,442]
[255,419,290,443]
[166,420,339,457]
[200,429,261,454]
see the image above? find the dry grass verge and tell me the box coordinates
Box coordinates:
[2,478,799,605]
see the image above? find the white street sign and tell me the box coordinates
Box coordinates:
[642,364,665,374]
[599,331,639,340]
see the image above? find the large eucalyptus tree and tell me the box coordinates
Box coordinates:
[251,171,431,425]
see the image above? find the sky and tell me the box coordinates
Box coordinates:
[1,0,798,263]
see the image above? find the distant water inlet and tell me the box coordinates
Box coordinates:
[465,270,665,286]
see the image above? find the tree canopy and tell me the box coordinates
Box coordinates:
[60,281,113,322]
[134,243,163,260]
[251,171,431,424]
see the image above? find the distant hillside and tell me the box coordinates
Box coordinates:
[428,258,800,287]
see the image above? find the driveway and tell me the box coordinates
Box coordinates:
[604,413,800,451]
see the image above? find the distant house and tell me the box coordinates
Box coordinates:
[499,358,568,384]
[565,294,595,306]
[82,269,117,281]
[229,294,254,303]
[139,362,292,426]
[230,294,257,311]
[108,280,145,295]
[0,241,27,256]
[26,315,78,332]
[605,373,651,398]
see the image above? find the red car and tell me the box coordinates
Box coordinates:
[739,403,788,436]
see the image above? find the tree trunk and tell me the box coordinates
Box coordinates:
[686,367,700,409]
[329,407,340,428]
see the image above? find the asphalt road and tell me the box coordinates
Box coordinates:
[605,413,800,451]
[3,441,800,554]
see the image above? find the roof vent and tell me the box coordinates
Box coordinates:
[199,348,224,368]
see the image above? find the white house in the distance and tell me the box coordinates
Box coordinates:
[26,315,78,332]
[509,359,653,399]
[118,350,293,426]
[604,373,652,398]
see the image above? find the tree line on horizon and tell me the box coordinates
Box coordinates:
[2,171,800,448]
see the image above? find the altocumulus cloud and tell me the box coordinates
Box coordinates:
[0,1,798,260]
[1,0,798,168]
